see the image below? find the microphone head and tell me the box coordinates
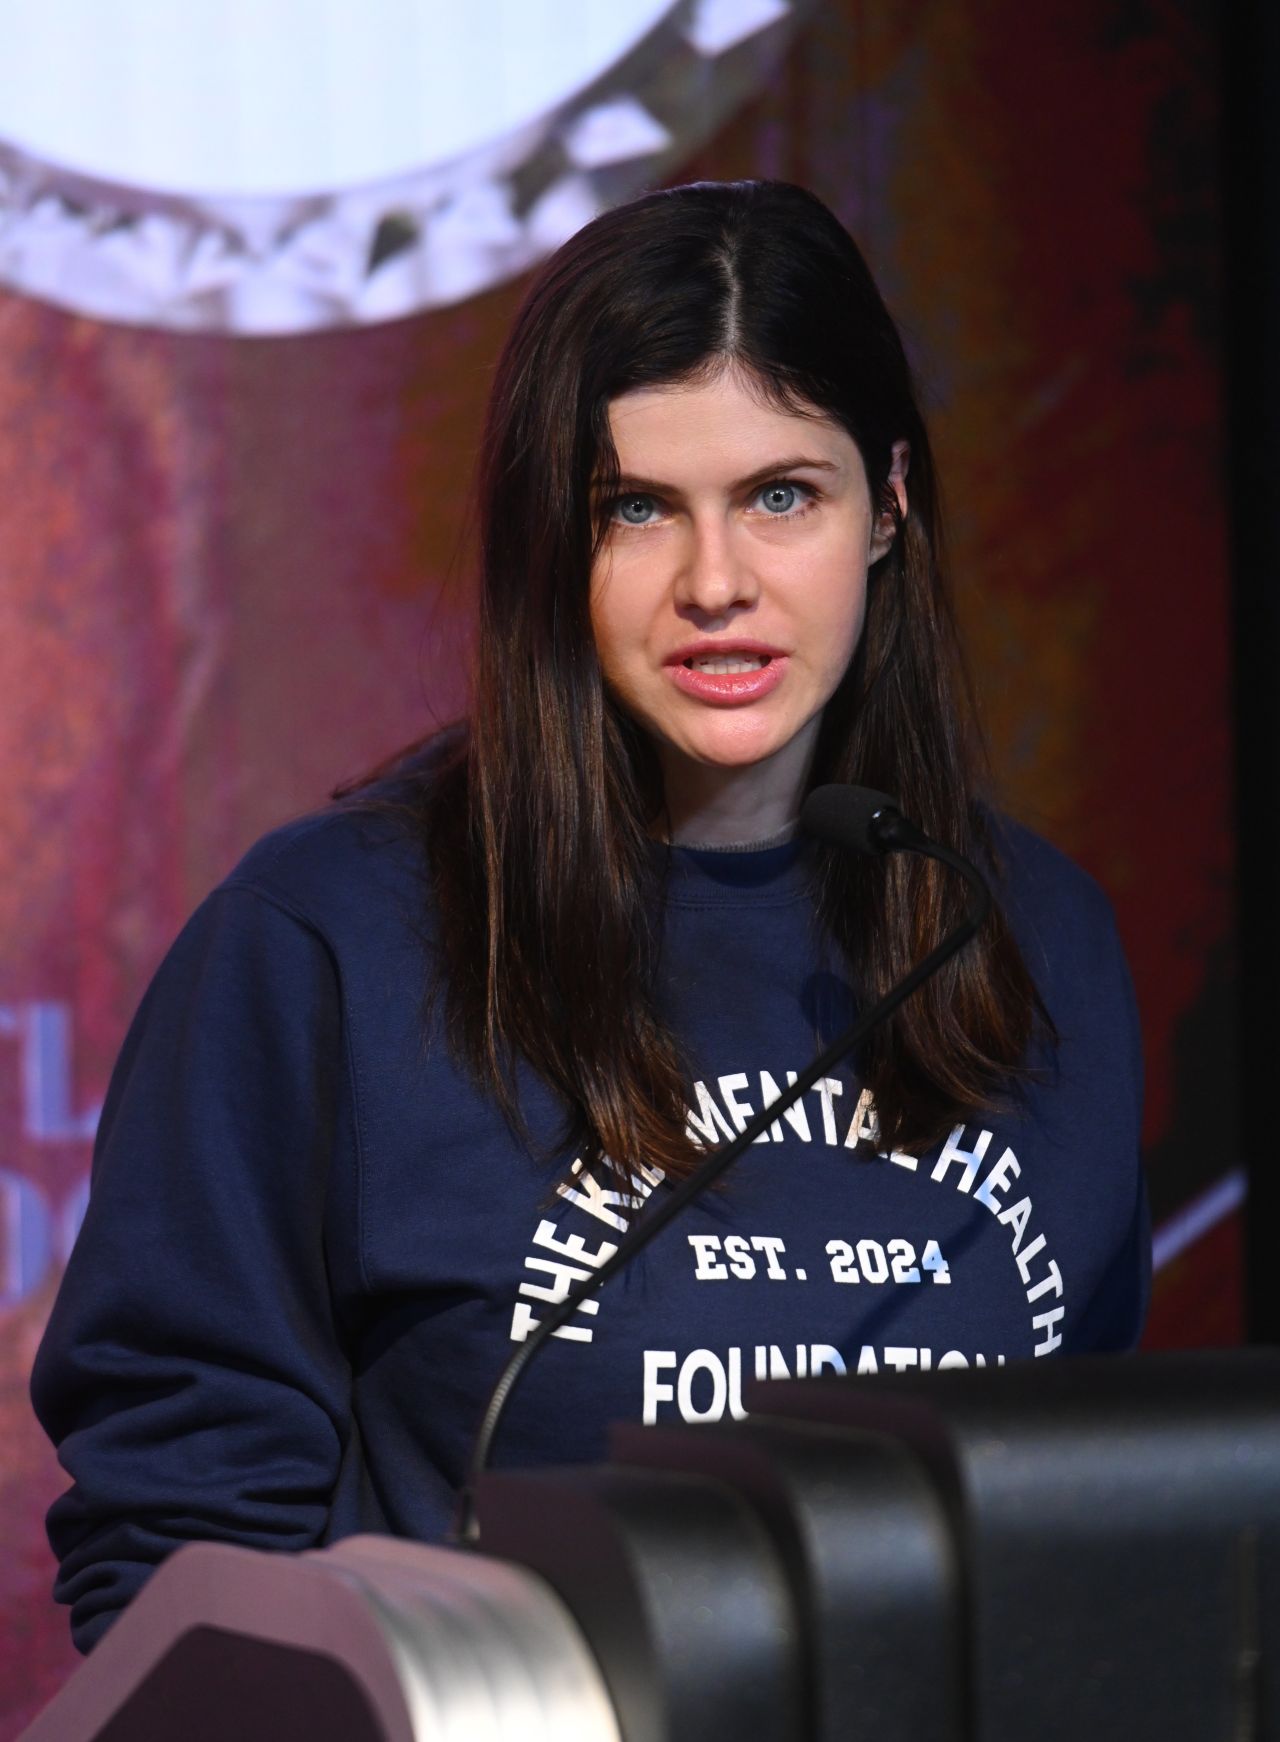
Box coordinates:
[800,784,903,856]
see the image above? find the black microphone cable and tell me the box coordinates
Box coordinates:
[452,784,991,1544]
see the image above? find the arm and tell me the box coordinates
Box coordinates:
[30,883,355,1653]
[1071,912,1152,1352]
[990,813,1153,1354]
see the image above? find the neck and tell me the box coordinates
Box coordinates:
[656,724,816,847]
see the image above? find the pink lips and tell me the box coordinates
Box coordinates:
[665,642,789,706]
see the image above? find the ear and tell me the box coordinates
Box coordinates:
[869,439,911,563]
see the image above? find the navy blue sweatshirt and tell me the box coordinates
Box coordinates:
[31,786,1150,1653]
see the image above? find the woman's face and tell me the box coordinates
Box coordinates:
[589,368,905,789]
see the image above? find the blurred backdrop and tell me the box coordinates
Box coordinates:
[0,1,1233,1732]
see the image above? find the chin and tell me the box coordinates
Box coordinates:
[680,726,796,769]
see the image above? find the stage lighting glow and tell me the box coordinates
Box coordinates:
[0,0,812,332]
[0,0,674,198]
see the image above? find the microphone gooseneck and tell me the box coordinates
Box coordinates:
[452,784,991,1544]
[800,783,992,925]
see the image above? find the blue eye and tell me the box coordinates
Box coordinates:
[605,479,816,529]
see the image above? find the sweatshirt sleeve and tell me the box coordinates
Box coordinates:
[993,816,1153,1355]
[30,882,356,1654]
[1070,908,1153,1353]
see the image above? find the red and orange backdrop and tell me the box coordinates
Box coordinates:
[0,2,1231,1731]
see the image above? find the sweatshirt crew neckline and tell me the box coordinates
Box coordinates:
[653,833,815,907]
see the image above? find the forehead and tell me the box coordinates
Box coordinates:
[603,372,855,477]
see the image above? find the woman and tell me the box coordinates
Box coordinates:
[32,179,1150,1654]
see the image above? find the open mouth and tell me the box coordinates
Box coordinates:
[683,654,772,674]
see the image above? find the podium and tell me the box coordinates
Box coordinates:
[20,1351,1280,1742]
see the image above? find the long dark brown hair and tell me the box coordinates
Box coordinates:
[339,178,1049,1181]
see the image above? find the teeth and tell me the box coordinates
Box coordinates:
[688,655,769,673]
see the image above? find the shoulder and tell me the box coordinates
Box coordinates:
[980,810,1130,1006]
[984,811,1116,930]
[226,801,422,922]
[214,735,454,946]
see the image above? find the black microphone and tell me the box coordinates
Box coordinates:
[452,785,991,1544]
[800,782,906,854]
[800,783,992,933]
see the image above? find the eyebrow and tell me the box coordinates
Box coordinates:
[593,455,842,496]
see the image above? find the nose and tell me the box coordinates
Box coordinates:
[672,513,759,621]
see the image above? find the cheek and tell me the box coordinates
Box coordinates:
[588,585,640,693]
[588,589,620,680]
[589,566,655,679]
[842,586,870,656]
[813,569,870,671]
